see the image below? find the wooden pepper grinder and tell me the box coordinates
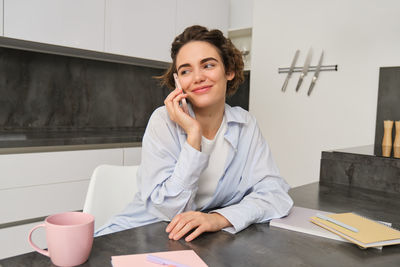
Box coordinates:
[382,120,394,157]
[394,121,400,158]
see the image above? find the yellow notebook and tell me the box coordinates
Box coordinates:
[310,212,400,248]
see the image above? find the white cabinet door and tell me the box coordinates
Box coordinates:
[0,148,123,223]
[0,0,3,36]
[176,0,230,36]
[105,0,176,62]
[123,147,142,166]
[3,0,105,51]
[0,222,47,259]
[0,148,123,190]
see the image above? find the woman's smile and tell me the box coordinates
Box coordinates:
[191,85,213,94]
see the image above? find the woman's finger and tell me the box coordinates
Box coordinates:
[164,87,183,104]
[165,91,184,120]
[172,94,188,112]
[166,213,182,233]
[172,219,199,241]
[169,217,191,239]
[185,225,205,242]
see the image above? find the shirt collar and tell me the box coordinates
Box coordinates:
[224,103,248,125]
[178,103,248,135]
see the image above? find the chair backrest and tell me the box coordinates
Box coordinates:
[83,164,139,231]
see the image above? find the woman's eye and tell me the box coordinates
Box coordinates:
[204,63,214,69]
[180,70,189,75]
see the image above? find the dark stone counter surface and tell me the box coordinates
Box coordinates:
[0,129,144,153]
[320,145,400,194]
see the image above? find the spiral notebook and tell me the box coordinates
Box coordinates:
[310,213,400,248]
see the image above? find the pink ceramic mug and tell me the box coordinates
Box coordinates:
[28,212,94,267]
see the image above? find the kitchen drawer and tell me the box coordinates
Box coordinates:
[0,180,89,224]
[0,148,123,190]
[123,147,142,166]
[0,221,47,260]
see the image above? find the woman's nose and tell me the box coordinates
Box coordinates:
[193,69,205,83]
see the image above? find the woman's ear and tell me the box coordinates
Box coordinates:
[226,71,235,81]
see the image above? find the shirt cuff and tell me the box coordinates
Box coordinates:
[210,204,260,234]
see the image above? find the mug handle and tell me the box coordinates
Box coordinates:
[28,223,50,257]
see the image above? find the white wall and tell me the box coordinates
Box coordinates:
[229,0,253,29]
[250,0,400,187]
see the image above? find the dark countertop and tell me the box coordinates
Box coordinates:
[0,129,144,154]
[320,145,400,194]
[1,182,399,267]
[330,144,400,160]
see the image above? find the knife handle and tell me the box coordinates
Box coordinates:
[281,77,290,92]
[307,76,318,96]
[295,74,304,92]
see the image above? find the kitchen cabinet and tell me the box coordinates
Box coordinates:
[3,0,105,51]
[175,0,229,36]
[104,0,176,62]
[3,0,230,62]
[123,147,142,165]
[105,0,230,62]
[0,1,3,36]
[0,146,141,259]
[0,148,123,224]
[0,222,47,260]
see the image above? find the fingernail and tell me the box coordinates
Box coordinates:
[169,234,173,239]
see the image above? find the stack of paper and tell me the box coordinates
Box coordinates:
[310,213,400,249]
[270,206,347,242]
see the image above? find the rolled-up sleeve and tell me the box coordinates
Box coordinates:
[211,118,293,234]
[139,108,209,220]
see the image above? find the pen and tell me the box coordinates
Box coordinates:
[146,254,190,267]
[316,213,359,233]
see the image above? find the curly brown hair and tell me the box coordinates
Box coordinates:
[159,25,244,97]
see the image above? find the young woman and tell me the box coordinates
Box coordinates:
[95,25,293,241]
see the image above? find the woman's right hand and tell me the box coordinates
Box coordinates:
[164,88,202,151]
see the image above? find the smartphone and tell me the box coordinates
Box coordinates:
[173,73,189,114]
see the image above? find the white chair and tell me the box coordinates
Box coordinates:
[83,164,139,231]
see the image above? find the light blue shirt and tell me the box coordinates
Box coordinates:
[95,104,293,236]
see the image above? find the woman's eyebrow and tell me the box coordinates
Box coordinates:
[177,63,190,72]
[200,57,218,64]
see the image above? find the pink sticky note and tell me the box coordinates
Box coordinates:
[111,250,208,267]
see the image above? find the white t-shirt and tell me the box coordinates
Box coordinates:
[194,116,229,209]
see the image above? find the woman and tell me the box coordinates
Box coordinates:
[95,25,293,241]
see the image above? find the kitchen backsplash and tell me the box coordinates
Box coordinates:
[0,46,249,132]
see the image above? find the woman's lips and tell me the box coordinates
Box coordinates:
[191,85,212,94]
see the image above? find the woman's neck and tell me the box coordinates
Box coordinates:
[193,103,225,140]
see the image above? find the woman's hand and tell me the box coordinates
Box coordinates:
[164,88,202,150]
[165,211,232,242]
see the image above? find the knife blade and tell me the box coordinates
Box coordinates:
[295,48,312,92]
[281,50,300,92]
[307,51,324,96]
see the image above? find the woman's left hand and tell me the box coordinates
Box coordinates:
[165,211,232,242]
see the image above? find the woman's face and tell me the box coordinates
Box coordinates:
[175,41,234,110]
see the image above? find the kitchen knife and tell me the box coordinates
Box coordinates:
[295,48,312,92]
[307,51,324,96]
[281,50,300,92]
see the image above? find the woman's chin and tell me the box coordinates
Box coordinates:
[191,99,222,110]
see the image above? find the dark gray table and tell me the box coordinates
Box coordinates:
[1,182,400,267]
